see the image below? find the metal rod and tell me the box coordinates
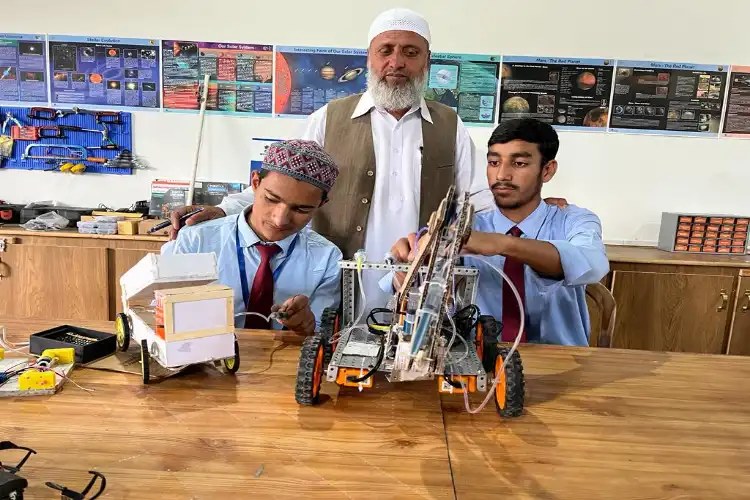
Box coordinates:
[186,73,211,206]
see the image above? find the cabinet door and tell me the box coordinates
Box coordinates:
[727,271,750,355]
[8,245,109,320]
[610,270,734,354]
[111,248,154,318]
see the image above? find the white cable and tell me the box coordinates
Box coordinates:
[0,325,36,358]
[444,314,469,366]
[458,255,525,414]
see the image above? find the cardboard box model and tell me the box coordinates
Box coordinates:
[119,252,236,368]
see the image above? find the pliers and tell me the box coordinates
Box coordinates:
[1,111,22,134]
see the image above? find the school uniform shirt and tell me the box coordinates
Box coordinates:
[161,206,342,329]
[217,90,494,315]
[378,201,610,346]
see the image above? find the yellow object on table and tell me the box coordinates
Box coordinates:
[41,348,75,364]
[18,369,56,390]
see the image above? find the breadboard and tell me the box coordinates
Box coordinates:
[0,104,133,174]
[0,358,73,397]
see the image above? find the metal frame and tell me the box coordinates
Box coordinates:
[326,259,486,389]
[338,260,479,327]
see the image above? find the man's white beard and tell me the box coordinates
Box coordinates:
[367,66,428,111]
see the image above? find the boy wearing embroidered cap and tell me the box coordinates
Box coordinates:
[162,140,342,336]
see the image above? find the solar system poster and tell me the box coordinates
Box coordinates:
[47,35,160,109]
[162,40,273,116]
[721,66,750,138]
[426,52,500,127]
[610,60,729,137]
[274,46,368,117]
[499,56,614,131]
[0,33,48,105]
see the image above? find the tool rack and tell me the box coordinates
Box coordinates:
[0,105,133,174]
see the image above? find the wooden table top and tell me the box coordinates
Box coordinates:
[2,319,750,499]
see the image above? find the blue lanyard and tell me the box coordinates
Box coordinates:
[235,216,298,309]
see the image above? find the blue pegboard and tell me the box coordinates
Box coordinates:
[0,105,133,175]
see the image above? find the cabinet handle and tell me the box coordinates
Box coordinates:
[717,289,729,311]
[742,290,750,312]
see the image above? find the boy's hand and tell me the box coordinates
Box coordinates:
[272,295,315,335]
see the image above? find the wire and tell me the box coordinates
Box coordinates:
[0,325,35,358]
[458,256,525,414]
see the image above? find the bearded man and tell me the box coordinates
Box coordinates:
[169,7,495,313]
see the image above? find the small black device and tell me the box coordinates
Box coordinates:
[147,206,203,234]
[46,471,106,499]
[0,441,36,500]
[29,325,117,364]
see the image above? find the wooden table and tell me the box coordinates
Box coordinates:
[2,319,750,499]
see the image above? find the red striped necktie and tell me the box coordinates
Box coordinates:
[501,226,527,343]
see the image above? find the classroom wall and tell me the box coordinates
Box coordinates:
[2,0,749,244]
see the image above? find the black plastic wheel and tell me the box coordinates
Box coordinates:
[319,307,339,366]
[493,347,524,418]
[115,312,131,352]
[140,339,150,385]
[222,339,240,374]
[477,315,500,374]
[295,334,327,406]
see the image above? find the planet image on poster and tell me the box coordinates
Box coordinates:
[126,82,138,91]
[577,71,596,90]
[435,69,453,85]
[320,64,336,80]
[338,67,364,83]
[502,64,512,79]
[583,107,608,127]
[107,48,119,58]
[81,47,94,58]
[89,73,103,84]
[502,96,530,114]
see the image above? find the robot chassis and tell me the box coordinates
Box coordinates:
[294,186,525,418]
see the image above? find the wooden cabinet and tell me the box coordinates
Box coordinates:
[727,270,750,355]
[0,229,164,323]
[610,270,734,354]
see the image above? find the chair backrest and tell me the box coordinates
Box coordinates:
[586,282,617,348]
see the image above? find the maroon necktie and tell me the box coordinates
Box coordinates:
[501,226,527,342]
[244,243,281,329]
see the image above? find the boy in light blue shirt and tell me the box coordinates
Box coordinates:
[162,140,342,336]
[386,119,609,346]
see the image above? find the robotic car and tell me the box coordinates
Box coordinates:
[294,186,525,417]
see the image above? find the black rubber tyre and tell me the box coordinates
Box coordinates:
[319,307,339,366]
[115,312,131,352]
[140,339,150,385]
[477,315,500,375]
[221,339,240,374]
[295,334,326,406]
[493,347,524,418]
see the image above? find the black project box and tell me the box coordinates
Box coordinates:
[29,325,117,364]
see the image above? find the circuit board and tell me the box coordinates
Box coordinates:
[0,358,73,397]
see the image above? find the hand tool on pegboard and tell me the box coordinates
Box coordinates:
[0,111,22,165]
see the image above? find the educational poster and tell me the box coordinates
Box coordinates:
[722,66,750,137]
[274,46,368,117]
[0,33,48,105]
[425,52,500,126]
[250,137,283,177]
[47,35,160,109]
[499,56,615,130]
[609,60,729,136]
[162,40,273,115]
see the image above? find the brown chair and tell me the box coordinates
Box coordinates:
[586,282,617,348]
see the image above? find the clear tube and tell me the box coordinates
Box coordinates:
[459,256,525,414]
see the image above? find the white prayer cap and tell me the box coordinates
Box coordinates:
[367,8,431,46]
